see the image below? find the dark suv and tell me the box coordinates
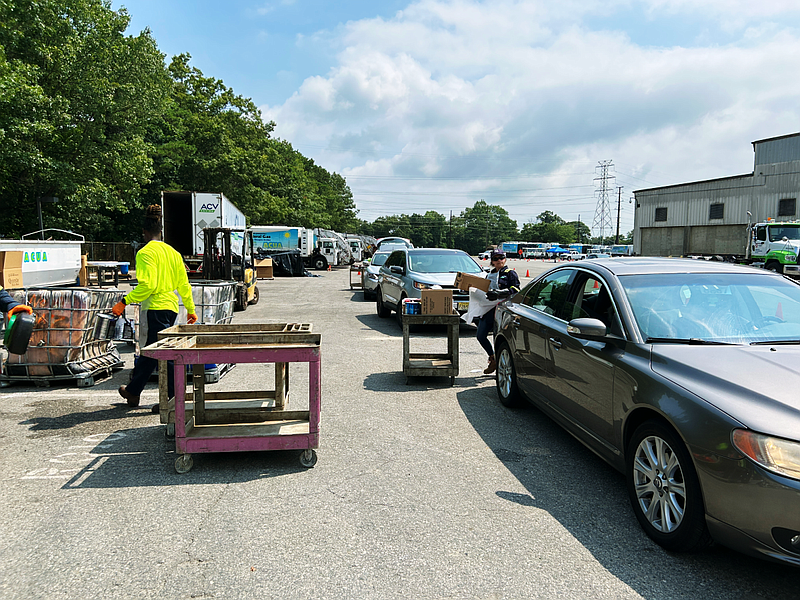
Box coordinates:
[376,248,485,324]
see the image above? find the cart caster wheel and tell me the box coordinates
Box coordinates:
[165,423,175,440]
[299,449,317,468]
[175,454,193,473]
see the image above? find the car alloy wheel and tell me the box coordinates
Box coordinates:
[626,420,711,552]
[495,343,522,407]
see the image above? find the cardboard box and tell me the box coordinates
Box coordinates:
[454,272,490,292]
[0,251,23,289]
[255,257,273,279]
[421,289,454,315]
[78,255,88,287]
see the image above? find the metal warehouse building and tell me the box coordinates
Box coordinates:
[633,132,800,257]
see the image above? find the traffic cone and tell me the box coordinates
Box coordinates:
[525,269,529,277]
[593,280,600,289]
[327,264,331,272]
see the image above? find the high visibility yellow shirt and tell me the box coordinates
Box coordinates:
[124,241,195,314]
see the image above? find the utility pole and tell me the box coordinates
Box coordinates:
[615,186,623,244]
[449,211,453,249]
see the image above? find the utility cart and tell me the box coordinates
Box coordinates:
[141,323,320,473]
[349,263,364,290]
[402,313,460,385]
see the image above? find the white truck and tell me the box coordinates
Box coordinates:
[347,236,364,262]
[249,226,345,270]
[161,191,246,274]
[0,230,84,287]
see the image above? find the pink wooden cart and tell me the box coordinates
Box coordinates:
[141,327,321,473]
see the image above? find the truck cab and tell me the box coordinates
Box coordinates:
[751,222,800,274]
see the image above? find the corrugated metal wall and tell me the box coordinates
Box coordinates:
[755,135,800,166]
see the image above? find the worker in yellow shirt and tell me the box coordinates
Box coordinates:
[113,205,198,412]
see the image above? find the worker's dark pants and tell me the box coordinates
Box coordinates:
[127,310,178,398]
[476,308,495,357]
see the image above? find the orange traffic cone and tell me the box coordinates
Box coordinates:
[593,280,600,289]
[327,264,331,272]
[525,269,529,277]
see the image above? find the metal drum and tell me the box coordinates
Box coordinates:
[93,312,119,340]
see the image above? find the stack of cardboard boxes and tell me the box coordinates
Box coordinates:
[0,251,23,289]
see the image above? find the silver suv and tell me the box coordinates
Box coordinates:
[376,248,485,324]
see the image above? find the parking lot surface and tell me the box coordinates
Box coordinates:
[0,258,797,599]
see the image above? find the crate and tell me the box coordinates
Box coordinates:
[1,287,124,385]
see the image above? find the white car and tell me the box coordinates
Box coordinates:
[478,250,493,260]
[361,251,391,300]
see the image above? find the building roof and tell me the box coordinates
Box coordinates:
[751,132,800,148]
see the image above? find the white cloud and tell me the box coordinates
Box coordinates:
[261,0,800,231]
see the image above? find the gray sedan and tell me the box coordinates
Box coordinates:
[361,251,391,300]
[493,257,800,565]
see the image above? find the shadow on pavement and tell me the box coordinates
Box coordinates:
[455,385,799,599]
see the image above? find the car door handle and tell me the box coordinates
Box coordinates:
[549,337,562,349]
[512,317,521,329]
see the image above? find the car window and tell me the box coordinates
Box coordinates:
[370,253,390,267]
[408,252,482,274]
[621,272,800,343]
[520,269,574,319]
[566,275,625,337]
[385,251,406,268]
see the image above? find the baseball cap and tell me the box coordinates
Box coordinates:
[490,251,506,261]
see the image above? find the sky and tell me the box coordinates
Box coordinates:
[113,0,800,236]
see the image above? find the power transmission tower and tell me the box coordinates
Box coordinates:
[592,160,615,243]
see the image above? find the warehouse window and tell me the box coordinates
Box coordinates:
[654,207,667,222]
[778,198,796,217]
[709,203,725,220]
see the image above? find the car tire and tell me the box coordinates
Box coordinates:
[376,288,391,318]
[314,256,327,270]
[626,420,712,552]
[495,341,523,408]
[395,294,406,327]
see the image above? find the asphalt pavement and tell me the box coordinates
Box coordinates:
[0,258,797,599]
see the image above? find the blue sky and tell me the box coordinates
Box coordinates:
[114,1,800,235]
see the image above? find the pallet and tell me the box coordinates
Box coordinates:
[0,361,124,388]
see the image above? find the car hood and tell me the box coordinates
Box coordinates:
[408,272,462,286]
[651,344,800,440]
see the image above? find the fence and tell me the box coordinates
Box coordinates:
[81,242,137,270]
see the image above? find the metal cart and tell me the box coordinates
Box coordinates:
[350,263,364,290]
[141,324,320,473]
[402,313,460,385]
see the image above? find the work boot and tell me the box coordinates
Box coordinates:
[118,385,140,407]
[484,355,497,375]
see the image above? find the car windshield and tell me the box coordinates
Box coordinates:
[370,253,390,266]
[408,252,482,274]
[620,273,800,344]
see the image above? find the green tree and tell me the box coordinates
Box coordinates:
[452,200,517,255]
[520,211,574,244]
[567,221,591,244]
[0,0,171,239]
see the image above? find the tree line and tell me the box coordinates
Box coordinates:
[0,0,359,241]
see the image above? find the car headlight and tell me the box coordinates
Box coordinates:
[788,255,797,263]
[413,281,431,290]
[732,429,800,480]
[367,272,379,281]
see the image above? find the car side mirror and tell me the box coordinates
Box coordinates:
[390,265,404,274]
[567,318,608,341]
[483,267,491,272]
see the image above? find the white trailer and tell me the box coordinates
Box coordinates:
[0,230,83,287]
[161,191,246,273]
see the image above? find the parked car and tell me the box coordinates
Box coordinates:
[377,248,485,325]
[493,257,800,565]
[586,252,611,259]
[478,250,493,260]
[361,251,391,300]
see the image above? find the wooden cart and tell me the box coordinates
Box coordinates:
[155,323,312,430]
[402,313,460,385]
[142,324,320,473]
